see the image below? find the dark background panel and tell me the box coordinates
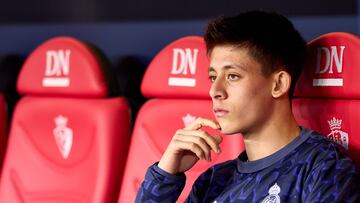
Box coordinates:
[0,0,357,23]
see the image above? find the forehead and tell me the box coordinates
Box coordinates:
[209,45,262,72]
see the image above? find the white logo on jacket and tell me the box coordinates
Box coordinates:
[327,117,349,150]
[43,49,71,87]
[261,183,281,203]
[53,115,73,159]
[168,48,199,87]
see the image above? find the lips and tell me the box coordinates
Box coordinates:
[213,108,229,118]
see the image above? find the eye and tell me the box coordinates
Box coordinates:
[227,74,240,81]
[208,75,217,83]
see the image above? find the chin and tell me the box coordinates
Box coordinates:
[218,122,239,135]
[218,118,247,135]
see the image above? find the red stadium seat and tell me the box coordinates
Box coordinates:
[0,94,6,170]
[118,36,245,202]
[0,37,131,203]
[293,32,360,167]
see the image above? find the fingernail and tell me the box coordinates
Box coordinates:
[217,148,221,154]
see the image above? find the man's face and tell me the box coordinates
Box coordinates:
[209,45,274,135]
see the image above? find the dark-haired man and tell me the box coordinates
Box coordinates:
[136,11,360,202]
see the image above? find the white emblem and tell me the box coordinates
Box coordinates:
[53,115,73,159]
[261,183,281,203]
[327,117,349,149]
[313,46,345,87]
[168,48,199,87]
[43,49,71,87]
[182,114,196,127]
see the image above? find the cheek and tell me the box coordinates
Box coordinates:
[249,85,274,118]
[230,85,255,107]
[230,82,271,113]
[249,77,273,99]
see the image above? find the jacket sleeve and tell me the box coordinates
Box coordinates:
[185,166,217,203]
[135,163,186,203]
[302,144,360,203]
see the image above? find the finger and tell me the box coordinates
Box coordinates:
[175,134,212,161]
[177,129,221,154]
[213,134,223,153]
[185,117,220,131]
[172,139,206,161]
[212,134,223,144]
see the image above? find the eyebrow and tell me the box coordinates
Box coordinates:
[208,64,247,73]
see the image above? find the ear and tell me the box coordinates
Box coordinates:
[271,71,291,98]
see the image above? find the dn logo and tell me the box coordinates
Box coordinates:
[313,46,345,87]
[168,48,199,87]
[42,50,71,87]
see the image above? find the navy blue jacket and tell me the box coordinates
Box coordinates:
[136,128,360,202]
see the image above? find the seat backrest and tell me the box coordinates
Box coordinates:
[292,32,360,167]
[118,36,244,203]
[0,37,131,203]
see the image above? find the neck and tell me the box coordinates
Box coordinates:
[243,100,300,161]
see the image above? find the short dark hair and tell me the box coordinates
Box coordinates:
[204,10,306,97]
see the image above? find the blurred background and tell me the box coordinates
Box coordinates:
[0,0,358,63]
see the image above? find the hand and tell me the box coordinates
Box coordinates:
[158,117,223,174]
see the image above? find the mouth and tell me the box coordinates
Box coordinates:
[213,108,229,118]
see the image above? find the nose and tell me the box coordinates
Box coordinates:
[209,77,227,100]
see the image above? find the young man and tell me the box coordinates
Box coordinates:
[136,11,360,202]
